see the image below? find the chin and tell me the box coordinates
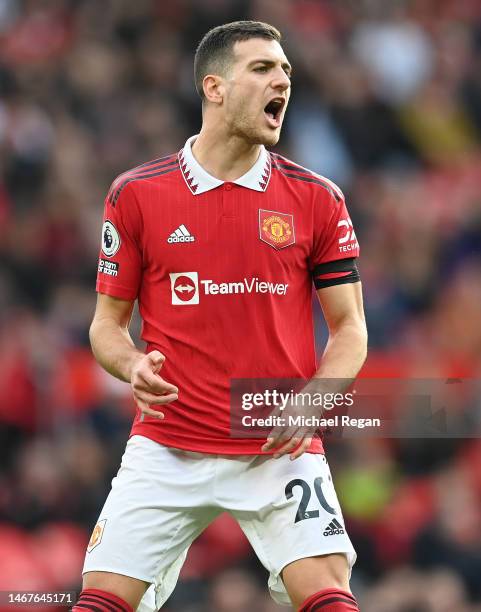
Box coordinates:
[235,124,283,147]
[254,127,282,147]
[261,131,281,147]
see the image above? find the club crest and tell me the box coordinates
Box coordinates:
[87,519,107,553]
[259,209,295,249]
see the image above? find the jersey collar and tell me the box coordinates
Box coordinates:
[178,135,271,195]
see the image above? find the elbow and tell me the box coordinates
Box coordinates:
[360,329,368,366]
[358,318,368,345]
[88,321,97,356]
[89,317,102,357]
[336,319,368,365]
[355,321,368,363]
[88,321,95,350]
[346,325,367,369]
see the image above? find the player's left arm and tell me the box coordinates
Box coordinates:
[264,181,367,458]
[262,280,367,459]
[314,280,367,380]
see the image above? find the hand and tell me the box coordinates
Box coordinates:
[262,430,313,461]
[261,401,316,461]
[130,350,178,419]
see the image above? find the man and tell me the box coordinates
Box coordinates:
[76,21,367,612]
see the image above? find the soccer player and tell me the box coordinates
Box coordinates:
[75,21,367,612]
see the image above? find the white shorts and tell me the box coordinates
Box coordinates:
[83,435,356,610]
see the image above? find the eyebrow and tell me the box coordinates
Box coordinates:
[248,58,293,75]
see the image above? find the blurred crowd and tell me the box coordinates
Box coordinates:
[1,0,481,610]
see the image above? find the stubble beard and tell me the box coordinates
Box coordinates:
[229,113,281,147]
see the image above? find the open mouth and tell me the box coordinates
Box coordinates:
[264,97,285,128]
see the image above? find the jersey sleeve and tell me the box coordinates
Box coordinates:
[310,186,360,290]
[96,182,142,301]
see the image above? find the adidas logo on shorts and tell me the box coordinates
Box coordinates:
[168,224,195,243]
[323,518,345,536]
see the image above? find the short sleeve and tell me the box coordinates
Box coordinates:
[310,189,359,268]
[310,186,360,289]
[96,182,142,301]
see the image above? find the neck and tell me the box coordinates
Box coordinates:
[191,122,262,182]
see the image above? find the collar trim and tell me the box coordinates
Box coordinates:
[178,135,271,195]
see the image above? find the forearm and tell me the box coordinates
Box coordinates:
[316,322,367,379]
[89,316,144,383]
[262,322,367,458]
[304,322,367,395]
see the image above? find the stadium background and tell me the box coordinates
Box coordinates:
[1,0,481,610]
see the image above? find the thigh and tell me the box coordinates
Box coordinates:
[281,553,351,609]
[231,453,356,606]
[82,571,148,612]
[83,436,220,610]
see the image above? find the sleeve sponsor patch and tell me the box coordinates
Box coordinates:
[98,259,119,276]
[337,218,358,254]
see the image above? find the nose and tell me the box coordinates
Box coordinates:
[272,67,291,92]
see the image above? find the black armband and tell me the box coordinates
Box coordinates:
[312,257,360,290]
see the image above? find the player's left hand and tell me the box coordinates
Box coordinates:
[262,431,313,460]
[261,401,316,460]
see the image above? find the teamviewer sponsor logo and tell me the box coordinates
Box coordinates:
[170,272,199,305]
[201,278,288,295]
[170,272,288,306]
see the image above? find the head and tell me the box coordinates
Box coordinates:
[194,21,291,146]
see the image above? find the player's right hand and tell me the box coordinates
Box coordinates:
[130,350,179,419]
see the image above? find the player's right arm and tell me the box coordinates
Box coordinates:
[90,292,178,419]
[92,179,178,418]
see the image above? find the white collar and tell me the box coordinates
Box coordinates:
[178,135,271,195]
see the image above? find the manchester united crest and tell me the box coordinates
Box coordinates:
[259,209,295,249]
[87,519,107,553]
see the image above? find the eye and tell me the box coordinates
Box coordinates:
[254,66,269,73]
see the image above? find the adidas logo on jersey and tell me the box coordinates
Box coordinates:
[323,518,345,537]
[168,224,195,243]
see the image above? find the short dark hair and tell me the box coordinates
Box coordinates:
[194,21,281,100]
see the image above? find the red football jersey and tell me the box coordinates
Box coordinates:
[96,136,360,454]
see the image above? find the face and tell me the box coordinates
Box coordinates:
[220,38,292,146]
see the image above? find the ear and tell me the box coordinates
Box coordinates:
[202,74,225,105]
